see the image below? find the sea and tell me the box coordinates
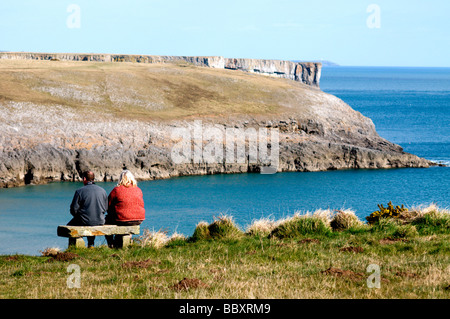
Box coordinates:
[1,66,449,255]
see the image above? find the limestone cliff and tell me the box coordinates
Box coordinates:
[0,58,431,188]
[0,52,321,87]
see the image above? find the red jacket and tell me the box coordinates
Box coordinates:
[107,185,145,222]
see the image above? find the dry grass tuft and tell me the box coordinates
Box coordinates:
[245,217,281,237]
[299,209,334,226]
[40,247,62,257]
[167,231,186,242]
[400,203,449,223]
[330,209,364,231]
[191,221,211,241]
[41,247,79,262]
[191,215,243,241]
[208,215,243,239]
[134,229,187,248]
[135,229,169,249]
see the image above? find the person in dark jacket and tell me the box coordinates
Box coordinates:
[68,171,108,247]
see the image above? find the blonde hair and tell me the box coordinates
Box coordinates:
[117,170,137,187]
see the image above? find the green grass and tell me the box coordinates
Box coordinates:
[0,204,448,299]
[412,210,450,235]
[269,216,332,239]
[190,215,243,241]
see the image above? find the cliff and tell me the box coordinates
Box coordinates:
[0,58,431,188]
[0,52,321,87]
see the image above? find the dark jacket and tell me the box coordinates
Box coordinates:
[69,182,107,226]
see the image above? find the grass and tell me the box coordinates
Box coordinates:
[269,214,332,239]
[190,215,243,241]
[412,210,450,235]
[0,59,317,122]
[0,204,449,299]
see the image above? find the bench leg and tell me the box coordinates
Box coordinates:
[69,237,85,248]
[115,234,132,248]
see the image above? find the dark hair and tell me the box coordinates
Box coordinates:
[82,171,95,182]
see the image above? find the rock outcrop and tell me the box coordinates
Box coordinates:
[0,112,431,189]
[0,52,321,87]
[0,58,431,188]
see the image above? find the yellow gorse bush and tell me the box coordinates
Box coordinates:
[366,201,408,224]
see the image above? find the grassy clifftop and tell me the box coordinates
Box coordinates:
[0,59,317,121]
[1,204,448,298]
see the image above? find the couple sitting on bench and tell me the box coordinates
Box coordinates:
[68,170,145,248]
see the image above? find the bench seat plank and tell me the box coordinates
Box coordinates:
[57,225,140,238]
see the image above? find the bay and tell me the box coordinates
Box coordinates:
[1,66,449,255]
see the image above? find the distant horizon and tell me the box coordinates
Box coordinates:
[1,50,450,69]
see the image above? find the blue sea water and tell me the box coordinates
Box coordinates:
[320,67,450,162]
[0,66,449,255]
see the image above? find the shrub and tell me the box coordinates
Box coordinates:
[412,209,450,234]
[269,213,332,239]
[392,224,419,239]
[309,209,334,227]
[366,201,408,224]
[370,217,402,235]
[190,221,211,241]
[166,232,187,247]
[245,217,280,237]
[190,216,243,241]
[208,215,243,240]
[330,210,364,231]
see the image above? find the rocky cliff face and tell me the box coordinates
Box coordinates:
[0,103,430,189]
[0,52,321,87]
[0,58,431,188]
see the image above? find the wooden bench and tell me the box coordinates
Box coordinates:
[57,225,140,248]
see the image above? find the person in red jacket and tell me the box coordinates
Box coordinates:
[105,170,145,248]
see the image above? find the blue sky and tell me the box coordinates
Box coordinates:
[1,0,449,67]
